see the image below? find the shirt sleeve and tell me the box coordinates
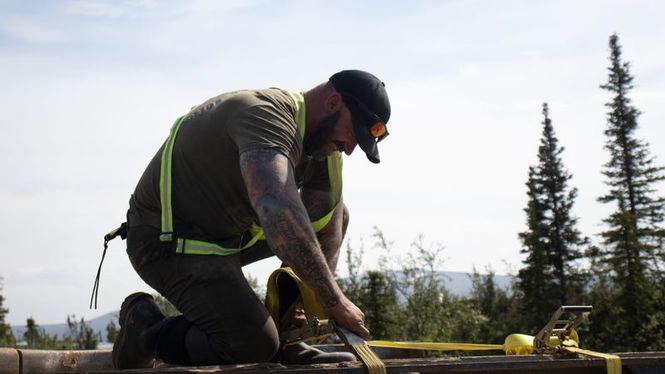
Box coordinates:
[227,102,300,167]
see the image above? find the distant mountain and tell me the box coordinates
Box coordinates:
[380,270,514,299]
[12,310,118,344]
[10,271,513,343]
[433,271,514,296]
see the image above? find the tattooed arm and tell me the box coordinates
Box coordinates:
[239,149,369,337]
[300,187,349,272]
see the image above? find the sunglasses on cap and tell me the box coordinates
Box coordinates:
[340,92,389,143]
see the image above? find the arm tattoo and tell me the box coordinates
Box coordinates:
[240,149,342,308]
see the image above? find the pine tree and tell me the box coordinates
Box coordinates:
[590,33,665,351]
[517,103,587,333]
[0,278,16,347]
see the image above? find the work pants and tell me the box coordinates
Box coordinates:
[126,224,280,365]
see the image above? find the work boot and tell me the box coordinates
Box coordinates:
[112,292,165,369]
[274,342,357,365]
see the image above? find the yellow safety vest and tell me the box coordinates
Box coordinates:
[158,92,342,255]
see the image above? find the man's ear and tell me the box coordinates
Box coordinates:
[325,93,343,114]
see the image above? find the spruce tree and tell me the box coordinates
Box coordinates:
[590,33,665,351]
[517,103,587,333]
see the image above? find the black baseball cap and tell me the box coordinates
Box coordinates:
[329,70,391,163]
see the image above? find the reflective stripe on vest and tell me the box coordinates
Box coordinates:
[309,151,343,231]
[158,91,341,255]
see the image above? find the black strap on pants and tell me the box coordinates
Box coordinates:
[89,222,127,309]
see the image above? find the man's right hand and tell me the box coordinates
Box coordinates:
[327,295,370,338]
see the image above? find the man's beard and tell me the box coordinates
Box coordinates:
[303,110,340,159]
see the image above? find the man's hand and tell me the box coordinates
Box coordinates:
[327,295,370,338]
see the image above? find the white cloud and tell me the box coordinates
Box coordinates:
[0,17,64,43]
[170,0,264,14]
[65,0,159,18]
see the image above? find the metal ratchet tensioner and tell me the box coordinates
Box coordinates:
[533,305,593,353]
[279,317,337,347]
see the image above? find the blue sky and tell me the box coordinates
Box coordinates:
[1,0,664,325]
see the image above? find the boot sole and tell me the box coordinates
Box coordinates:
[112,292,155,369]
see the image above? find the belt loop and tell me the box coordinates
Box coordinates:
[178,238,186,254]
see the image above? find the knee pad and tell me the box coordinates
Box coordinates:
[223,324,280,363]
[155,315,193,365]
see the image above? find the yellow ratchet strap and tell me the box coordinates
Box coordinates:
[265,267,327,325]
[563,347,621,374]
[370,333,620,374]
[368,333,531,354]
[266,268,386,374]
[368,340,503,351]
[336,326,386,374]
[353,343,386,374]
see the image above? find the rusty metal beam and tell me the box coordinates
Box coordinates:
[2,348,664,374]
[91,351,665,374]
[0,348,112,374]
[0,348,19,374]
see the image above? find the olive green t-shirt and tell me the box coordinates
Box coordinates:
[128,88,340,245]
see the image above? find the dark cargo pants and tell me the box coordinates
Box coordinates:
[126,224,280,365]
